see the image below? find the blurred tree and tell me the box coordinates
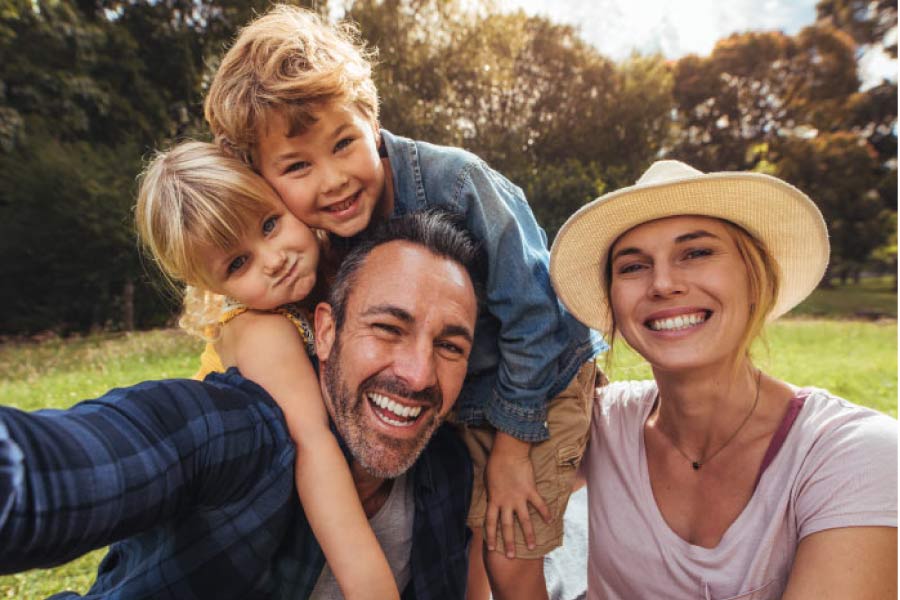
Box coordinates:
[776,132,891,284]
[817,0,897,56]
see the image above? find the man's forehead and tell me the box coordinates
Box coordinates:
[349,241,476,313]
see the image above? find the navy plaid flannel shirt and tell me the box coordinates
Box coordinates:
[0,369,472,599]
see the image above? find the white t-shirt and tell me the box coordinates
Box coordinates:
[584,381,897,600]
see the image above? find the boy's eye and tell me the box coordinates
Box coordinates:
[262,215,279,235]
[227,255,248,275]
[334,137,354,152]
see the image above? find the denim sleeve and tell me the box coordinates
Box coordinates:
[0,371,291,573]
[453,161,572,441]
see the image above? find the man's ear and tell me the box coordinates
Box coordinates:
[315,302,336,362]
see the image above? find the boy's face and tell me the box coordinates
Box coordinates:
[254,102,387,238]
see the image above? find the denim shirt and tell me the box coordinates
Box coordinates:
[381,130,607,442]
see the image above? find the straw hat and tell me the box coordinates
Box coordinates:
[549,160,829,334]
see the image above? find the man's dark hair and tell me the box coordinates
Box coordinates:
[328,209,485,330]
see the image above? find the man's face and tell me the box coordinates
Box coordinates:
[315,241,477,478]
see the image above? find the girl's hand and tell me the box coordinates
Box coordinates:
[483,432,551,559]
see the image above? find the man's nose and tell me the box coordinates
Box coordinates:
[392,339,437,392]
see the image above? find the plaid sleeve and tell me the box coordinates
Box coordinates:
[0,370,292,574]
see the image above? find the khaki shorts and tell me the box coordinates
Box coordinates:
[456,360,597,558]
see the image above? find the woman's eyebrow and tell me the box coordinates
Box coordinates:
[674,230,718,244]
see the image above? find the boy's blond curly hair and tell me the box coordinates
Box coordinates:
[135,141,281,339]
[205,4,379,164]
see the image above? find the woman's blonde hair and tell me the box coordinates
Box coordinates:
[204,4,379,163]
[135,141,281,338]
[603,218,780,368]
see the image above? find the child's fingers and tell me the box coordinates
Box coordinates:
[516,503,537,550]
[484,505,500,552]
[529,490,552,523]
[501,507,517,559]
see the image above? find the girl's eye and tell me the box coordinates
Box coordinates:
[335,137,354,152]
[284,161,310,175]
[262,215,279,235]
[227,255,248,275]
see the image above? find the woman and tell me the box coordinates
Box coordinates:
[549,160,897,599]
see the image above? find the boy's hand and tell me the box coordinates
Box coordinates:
[484,432,551,559]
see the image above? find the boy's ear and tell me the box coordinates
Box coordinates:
[314,301,336,362]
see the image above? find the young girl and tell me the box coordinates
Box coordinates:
[135,140,399,600]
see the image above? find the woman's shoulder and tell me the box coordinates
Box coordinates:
[596,380,657,417]
[793,387,896,446]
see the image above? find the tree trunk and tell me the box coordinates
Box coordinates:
[123,279,135,332]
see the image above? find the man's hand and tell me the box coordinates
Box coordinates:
[483,432,551,559]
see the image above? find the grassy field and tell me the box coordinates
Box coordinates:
[0,279,895,598]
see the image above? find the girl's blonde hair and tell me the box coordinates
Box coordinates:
[603,218,780,369]
[135,141,281,338]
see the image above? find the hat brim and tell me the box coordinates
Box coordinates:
[549,172,830,334]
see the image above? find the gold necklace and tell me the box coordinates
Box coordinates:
[656,369,762,471]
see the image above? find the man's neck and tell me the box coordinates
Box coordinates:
[351,461,393,518]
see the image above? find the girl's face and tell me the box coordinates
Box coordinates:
[608,215,751,374]
[198,200,320,310]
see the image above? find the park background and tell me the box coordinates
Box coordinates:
[0,0,896,597]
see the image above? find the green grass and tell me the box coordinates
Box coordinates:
[0,329,202,599]
[0,292,896,596]
[789,275,897,319]
[606,319,898,417]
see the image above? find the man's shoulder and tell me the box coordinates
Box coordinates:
[416,424,472,480]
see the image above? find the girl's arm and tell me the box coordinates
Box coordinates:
[219,311,400,600]
[782,526,897,599]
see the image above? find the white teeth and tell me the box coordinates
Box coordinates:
[328,193,357,212]
[367,392,423,421]
[648,312,708,332]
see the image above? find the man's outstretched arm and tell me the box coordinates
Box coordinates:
[0,370,294,573]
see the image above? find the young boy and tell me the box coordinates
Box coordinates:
[204,6,606,599]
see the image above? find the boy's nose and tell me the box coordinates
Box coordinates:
[321,162,349,194]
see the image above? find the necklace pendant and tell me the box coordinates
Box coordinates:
[692,461,701,470]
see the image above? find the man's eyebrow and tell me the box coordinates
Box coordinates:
[361,304,413,322]
[441,324,474,345]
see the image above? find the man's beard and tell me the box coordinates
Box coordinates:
[322,335,444,479]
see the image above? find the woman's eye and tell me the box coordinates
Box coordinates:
[227,255,248,275]
[617,262,646,275]
[262,215,279,235]
[684,248,713,260]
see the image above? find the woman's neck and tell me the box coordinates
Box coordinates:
[650,359,759,454]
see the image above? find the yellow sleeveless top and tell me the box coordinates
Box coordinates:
[193,299,316,380]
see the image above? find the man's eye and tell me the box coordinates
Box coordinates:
[227,255,248,275]
[373,323,402,335]
[437,341,465,356]
[262,215,279,235]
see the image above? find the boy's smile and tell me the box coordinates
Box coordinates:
[254,102,391,238]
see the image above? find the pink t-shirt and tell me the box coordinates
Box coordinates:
[584,381,897,600]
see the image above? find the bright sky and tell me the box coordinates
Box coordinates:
[498,0,897,86]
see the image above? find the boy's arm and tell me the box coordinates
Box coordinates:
[220,312,399,600]
[0,373,290,573]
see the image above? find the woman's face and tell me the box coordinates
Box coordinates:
[608,215,751,373]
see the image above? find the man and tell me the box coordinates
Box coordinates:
[0,211,481,599]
